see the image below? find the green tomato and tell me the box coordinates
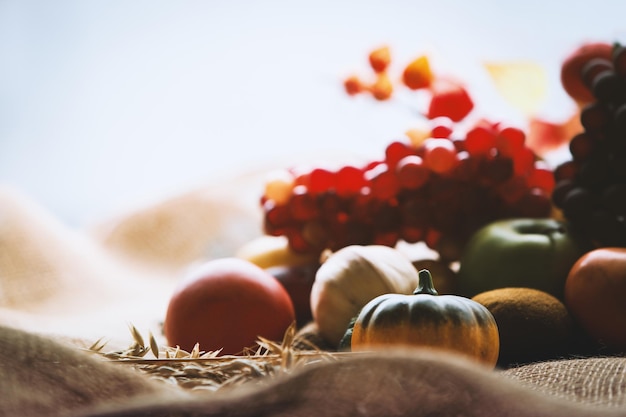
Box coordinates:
[458,218,586,300]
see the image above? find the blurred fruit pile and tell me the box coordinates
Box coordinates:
[553,42,626,248]
[162,40,626,368]
[260,48,559,262]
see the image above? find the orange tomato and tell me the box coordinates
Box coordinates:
[164,257,295,355]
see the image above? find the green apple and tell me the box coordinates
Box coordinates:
[457,218,587,300]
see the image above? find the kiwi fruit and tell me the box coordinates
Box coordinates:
[472,287,575,367]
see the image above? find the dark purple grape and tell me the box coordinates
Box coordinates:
[588,209,626,247]
[591,70,626,103]
[601,183,626,216]
[561,187,596,223]
[614,103,626,134]
[569,133,596,162]
[554,160,579,182]
[608,153,626,179]
[552,179,576,208]
[582,58,614,88]
[577,156,611,188]
[580,102,611,132]
[551,42,626,250]
[613,43,626,77]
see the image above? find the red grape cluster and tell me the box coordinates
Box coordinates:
[261,118,554,261]
[552,43,626,248]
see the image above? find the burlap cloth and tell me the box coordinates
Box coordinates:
[1,177,626,417]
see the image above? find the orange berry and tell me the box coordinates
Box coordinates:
[403,55,434,90]
[344,75,366,95]
[369,72,393,100]
[369,46,391,73]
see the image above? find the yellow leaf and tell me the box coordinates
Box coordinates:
[484,61,547,116]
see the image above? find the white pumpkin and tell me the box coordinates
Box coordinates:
[309,245,420,346]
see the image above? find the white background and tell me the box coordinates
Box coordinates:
[2,0,625,227]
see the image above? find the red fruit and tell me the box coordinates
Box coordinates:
[385,141,413,168]
[289,185,319,221]
[498,176,528,205]
[265,262,319,327]
[560,41,613,104]
[263,200,291,236]
[422,138,459,174]
[465,121,497,156]
[364,162,400,200]
[335,165,366,197]
[495,126,526,157]
[515,188,552,218]
[164,258,295,354]
[308,168,336,194]
[286,228,316,254]
[430,117,454,138]
[400,225,425,243]
[526,163,556,195]
[396,155,430,189]
[427,78,474,122]
[512,147,535,177]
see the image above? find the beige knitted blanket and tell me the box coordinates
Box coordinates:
[1,178,626,417]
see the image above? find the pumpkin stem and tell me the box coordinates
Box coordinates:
[414,269,438,296]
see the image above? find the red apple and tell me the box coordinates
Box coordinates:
[164,257,295,354]
[564,247,626,352]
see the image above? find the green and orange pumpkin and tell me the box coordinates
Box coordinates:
[351,269,500,368]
